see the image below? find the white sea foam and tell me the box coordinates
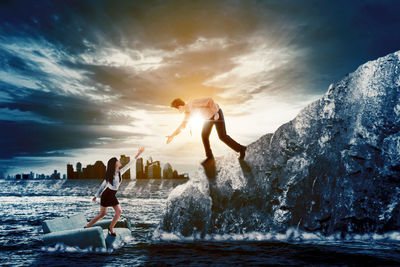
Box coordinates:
[41,243,113,253]
[152,227,400,245]
[40,233,134,253]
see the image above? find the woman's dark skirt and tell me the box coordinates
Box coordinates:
[100,188,119,207]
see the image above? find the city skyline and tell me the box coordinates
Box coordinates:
[5,153,188,180]
[10,169,62,180]
[65,154,187,180]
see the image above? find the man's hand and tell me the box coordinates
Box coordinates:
[166,135,174,144]
[92,196,97,202]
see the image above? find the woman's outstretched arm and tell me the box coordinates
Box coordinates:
[119,160,134,176]
[94,179,107,199]
[120,147,145,175]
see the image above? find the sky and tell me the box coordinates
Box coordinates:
[1,0,400,178]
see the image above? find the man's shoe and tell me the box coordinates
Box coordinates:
[239,146,247,160]
[201,156,214,165]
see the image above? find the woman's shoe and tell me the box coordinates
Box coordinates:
[108,226,116,237]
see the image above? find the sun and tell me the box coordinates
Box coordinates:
[188,114,205,128]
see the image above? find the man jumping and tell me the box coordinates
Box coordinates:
[166,97,246,165]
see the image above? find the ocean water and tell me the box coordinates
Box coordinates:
[1,179,400,266]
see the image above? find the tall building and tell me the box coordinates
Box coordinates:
[67,164,74,179]
[83,165,91,178]
[76,162,82,172]
[120,155,131,179]
[163,163,173,179]
[145,159,149,178]
[93,161,106,179]
[51,170,60,179]
[145,157,155,178]
[136,158,145,179]
[148,160,161,179]
[83,164,95,179]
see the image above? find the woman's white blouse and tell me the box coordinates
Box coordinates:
[95,159,134,198]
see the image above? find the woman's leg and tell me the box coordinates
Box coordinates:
[109,204,122,231]
[85,206,107,228]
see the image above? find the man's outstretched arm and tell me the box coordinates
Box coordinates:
[166,112,190,144]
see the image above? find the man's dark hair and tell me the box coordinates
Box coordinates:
[170,98,185,109]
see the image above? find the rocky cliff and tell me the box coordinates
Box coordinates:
[161,51,400,236]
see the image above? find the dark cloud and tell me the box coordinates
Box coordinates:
[256,0,400,88]
[2,0,399,98]
[0,88,111,125]
[0,54,141,120]
[0,119,142,159]
[0,84,140,161]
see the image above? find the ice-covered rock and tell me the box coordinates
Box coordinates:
[161,51,400,236]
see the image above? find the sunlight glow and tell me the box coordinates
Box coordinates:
[188,114,205,128]
[113,125,137,133]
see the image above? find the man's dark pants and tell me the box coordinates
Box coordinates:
[201,109,244,158]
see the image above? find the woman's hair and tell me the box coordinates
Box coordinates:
[105,157,118,185]
[170,98,185,109]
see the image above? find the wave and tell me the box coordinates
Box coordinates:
[152,227,400,246]
[40,243,113,253]
[39,235,133,254]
